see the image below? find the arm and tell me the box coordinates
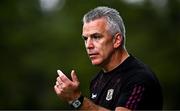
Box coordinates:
[81,97,130,111]
[54,69,131,111]
[81,97,109,111]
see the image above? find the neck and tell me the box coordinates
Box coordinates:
[102,48,129,73]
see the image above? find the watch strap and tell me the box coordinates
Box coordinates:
[69,95,84,109]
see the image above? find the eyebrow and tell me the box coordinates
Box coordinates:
[82,33,102,38]
[90,33,102,37]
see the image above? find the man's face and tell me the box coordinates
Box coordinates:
[82,18,115,66]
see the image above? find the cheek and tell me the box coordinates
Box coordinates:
[94,37,114,56]
[100,42,114,56]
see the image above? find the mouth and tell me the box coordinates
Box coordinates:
[88,53,98,58]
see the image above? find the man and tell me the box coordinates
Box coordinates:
[54,6,163,110]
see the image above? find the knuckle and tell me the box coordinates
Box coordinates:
[75,82,80,87]
[61,84,67,89]
[56,77,60,81]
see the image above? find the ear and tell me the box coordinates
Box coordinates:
[113,33,123,48]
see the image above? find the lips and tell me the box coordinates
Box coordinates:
[88,53,98,58]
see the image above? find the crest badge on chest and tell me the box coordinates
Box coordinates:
[106,89,114,101]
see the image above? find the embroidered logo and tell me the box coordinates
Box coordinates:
[106,89,114,101]
[91,93,97,99]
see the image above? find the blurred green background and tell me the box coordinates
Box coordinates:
[0,0,180,110]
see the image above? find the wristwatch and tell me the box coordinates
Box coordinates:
[69,95,84,109]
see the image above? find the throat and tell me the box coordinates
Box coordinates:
[102,49,129,73]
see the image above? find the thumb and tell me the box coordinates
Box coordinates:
[71,70,79,83]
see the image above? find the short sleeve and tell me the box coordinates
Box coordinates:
[116,82,145,110]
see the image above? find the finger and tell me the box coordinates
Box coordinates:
[56,77,61,85]
[56,77,62,83]
[54,85,60,94]
[57,70,64,77]
[57,70,70,83]
[56,81,59,85]
[71,70,79,83]
[56,78,64,89]
[56,81,61,86]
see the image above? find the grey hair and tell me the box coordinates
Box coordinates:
[83,6,126,48]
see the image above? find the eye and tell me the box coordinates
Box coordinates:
[92,34,101,40]
[82,36,88,41]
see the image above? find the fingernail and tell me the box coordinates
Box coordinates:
[57,70,62,76]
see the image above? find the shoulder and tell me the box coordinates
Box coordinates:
[121,55,161,88]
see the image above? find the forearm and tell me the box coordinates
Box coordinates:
[80,97,131,111]
[80,97,110,111]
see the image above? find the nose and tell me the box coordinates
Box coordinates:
[85,38,94,49]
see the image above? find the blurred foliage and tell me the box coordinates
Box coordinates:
[0,0,180,110]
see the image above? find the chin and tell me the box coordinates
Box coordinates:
[91,60,102,66]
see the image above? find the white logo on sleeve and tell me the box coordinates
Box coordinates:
[106,89,114,101]
[91,93,97,99]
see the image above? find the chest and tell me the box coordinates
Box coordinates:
[90,75,122,108]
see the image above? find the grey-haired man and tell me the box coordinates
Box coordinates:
[54,6,163,110]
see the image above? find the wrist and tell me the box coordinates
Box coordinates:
[69,95,84,109]
[68,91,81,103]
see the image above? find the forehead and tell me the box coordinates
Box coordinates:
[82,18,108,36]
